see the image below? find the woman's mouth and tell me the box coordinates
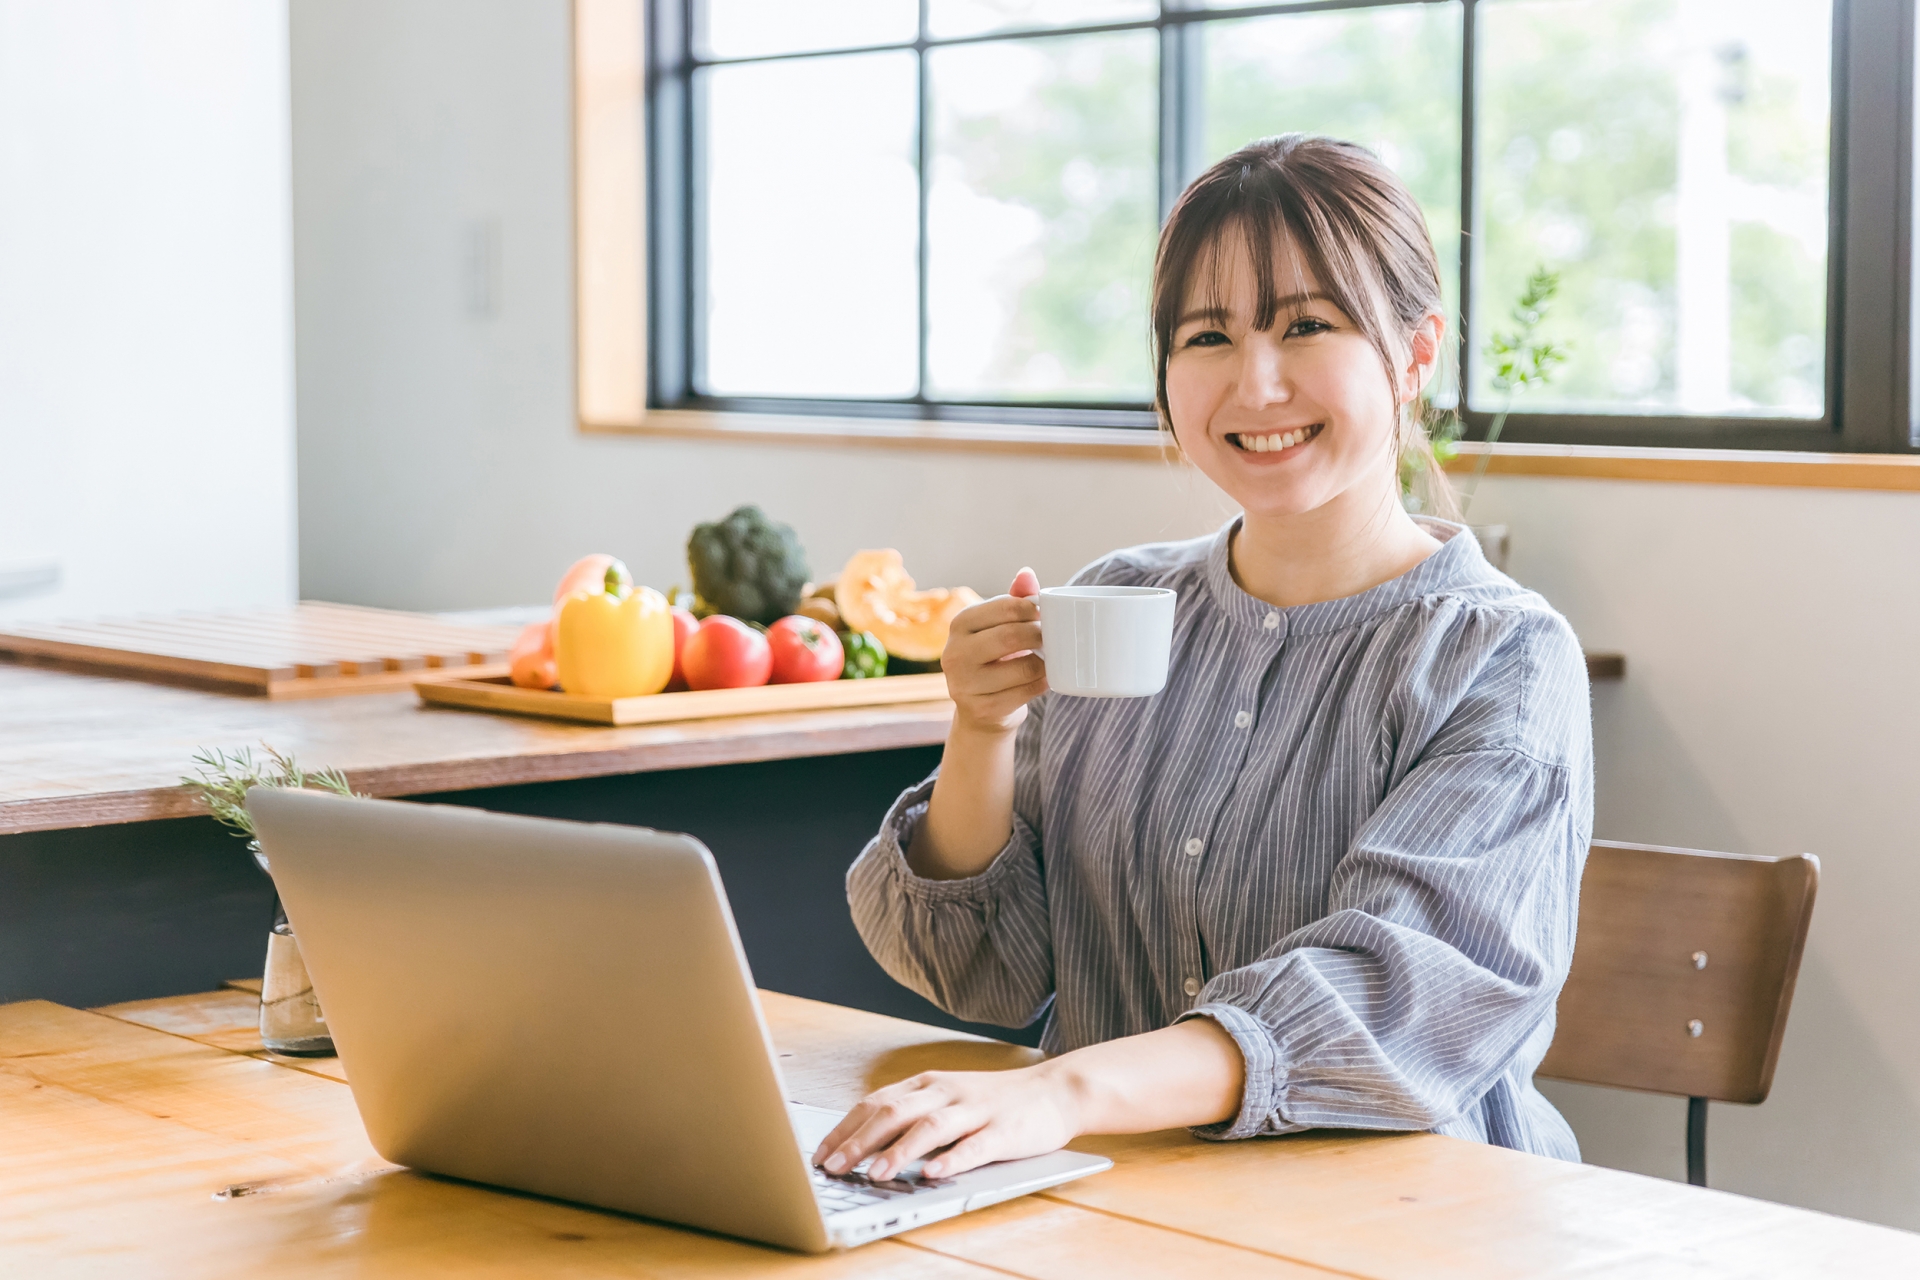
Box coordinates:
[1226,423,1323,455]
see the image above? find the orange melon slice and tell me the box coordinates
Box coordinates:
[835,550,981,664]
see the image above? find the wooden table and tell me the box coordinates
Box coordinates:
[0,652,1626,838]
[3,987,1912,1278]
[0,660,955,835]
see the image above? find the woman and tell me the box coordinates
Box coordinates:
[816,135,1592,1183]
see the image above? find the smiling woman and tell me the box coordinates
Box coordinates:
[1155,135,1455,525]
[825,134,1596,1185]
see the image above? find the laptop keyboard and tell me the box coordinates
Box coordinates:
[810,1164,955,1213]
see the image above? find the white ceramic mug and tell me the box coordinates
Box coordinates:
[1036,586,1177,698]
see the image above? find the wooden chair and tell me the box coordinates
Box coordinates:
[1537,839,1820,1187]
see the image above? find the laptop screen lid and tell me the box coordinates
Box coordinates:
[246,787,831,1253]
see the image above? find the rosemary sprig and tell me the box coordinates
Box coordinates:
[182,743,356,842]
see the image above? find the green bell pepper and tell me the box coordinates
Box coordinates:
[839,630,888,680]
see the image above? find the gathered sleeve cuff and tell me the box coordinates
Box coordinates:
[1177,1003,1307,1141]
[846,775,1056,1029]
[1169,745,1589,1143]
[859,777,1038,906]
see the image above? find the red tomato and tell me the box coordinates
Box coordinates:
[665,607,699,691]
[681,616,772,690]
[767,615,844,684]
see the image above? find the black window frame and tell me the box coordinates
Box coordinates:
[647,0,1919,452]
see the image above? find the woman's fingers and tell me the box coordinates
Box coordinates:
[945,620,1042,668]
[952,593,1038,638]
[817,1079,946,1174]
[922,1128,1001,1179]
[948,651,1045,696]
[812,1080,914,1166]
[868,1106,981,1181]
[1009,567,1040,598]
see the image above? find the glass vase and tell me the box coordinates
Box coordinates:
[249,839,335,1056]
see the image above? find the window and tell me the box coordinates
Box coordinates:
[646,0,1917,451]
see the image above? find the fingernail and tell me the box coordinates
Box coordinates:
[925,1161,943,1176]
[824,1153,846,1173]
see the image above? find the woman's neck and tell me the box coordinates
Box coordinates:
[1228,483,1443,609]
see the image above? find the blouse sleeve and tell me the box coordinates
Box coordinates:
[1179,620,1593,1140]
[845,699,1056,1029]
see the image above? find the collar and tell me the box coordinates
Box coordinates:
[1199,514,1491,639]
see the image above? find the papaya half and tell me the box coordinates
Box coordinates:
[834,550,981,664]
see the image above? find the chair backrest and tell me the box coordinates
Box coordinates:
[1537,840,1819,1104]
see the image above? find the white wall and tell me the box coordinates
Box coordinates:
[291,0,1920,1229]
[0,0,296,624]
[288,0,1235,611]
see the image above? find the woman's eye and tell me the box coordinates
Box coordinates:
[1185,329,1229,348]
[1285,316,1331,338]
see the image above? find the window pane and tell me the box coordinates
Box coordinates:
[927,32,1158,401]
[699,1,917,60]
[928,1,1156,41]
[1200,3,1463,400]
[700,52,919,398]
[1476,0,1831,416]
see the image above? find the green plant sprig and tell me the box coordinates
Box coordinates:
[182,743,355,842]
[1463,264,1571,516]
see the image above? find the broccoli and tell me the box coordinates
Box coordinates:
[686,505,812,625]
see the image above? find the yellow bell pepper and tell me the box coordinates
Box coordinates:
[556,583,675,698]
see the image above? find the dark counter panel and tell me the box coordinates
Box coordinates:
[0,746,1041,1047]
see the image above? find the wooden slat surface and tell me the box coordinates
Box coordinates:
[0,661,954,835]
[0,602,519,697]
[0,988,1906,1278]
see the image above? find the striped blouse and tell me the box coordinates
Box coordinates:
[846,517,1592,1159]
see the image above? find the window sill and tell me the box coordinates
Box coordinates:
[583,409,1176,460]
[1440,441,1920,491]
[588,411,1920,491]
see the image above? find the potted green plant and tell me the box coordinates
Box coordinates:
[182,744,356,1056]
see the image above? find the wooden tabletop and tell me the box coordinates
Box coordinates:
[0,660,953,836]
[2,987,1912,1277]
[0,649,1623,838]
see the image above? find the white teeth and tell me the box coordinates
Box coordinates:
[1238,429,1320,453]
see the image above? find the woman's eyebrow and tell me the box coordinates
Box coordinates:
[1173,292,1329,327]
[1173,307,1232,327]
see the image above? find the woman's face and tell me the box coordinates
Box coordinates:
[1164,235,1442,522]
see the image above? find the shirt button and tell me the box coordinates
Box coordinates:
[1183,977,1201,997]
[1263,611,1280,631]
[1233,710,1252,729]
[1183,837,1203,857]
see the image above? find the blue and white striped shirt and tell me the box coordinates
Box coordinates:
[847,517,1592,1159]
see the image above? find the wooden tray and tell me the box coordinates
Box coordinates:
[414,672,952,726]
[0,602,521,698]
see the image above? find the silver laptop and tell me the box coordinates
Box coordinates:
[246,788,1109,1253]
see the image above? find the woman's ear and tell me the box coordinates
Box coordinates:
[1400,311,1448,403]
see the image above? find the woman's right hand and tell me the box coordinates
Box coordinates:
[940,567,1047,736]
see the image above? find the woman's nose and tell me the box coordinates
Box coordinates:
[1234,336,1290,407]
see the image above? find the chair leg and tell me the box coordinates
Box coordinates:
[1686,1097,1708,1187]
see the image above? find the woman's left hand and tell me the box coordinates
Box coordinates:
[811,1062,1084,1182]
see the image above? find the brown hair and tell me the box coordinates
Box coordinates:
[1150,134,1457,519]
